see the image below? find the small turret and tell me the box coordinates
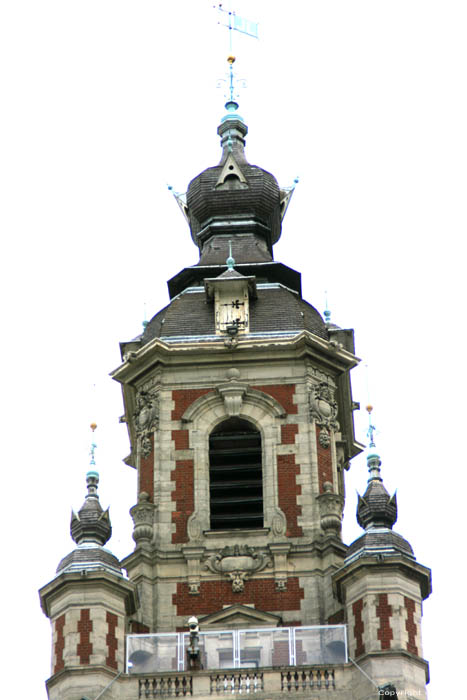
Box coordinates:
[56,471,121,577]
[39,438,138,700]
[333,407,431,698]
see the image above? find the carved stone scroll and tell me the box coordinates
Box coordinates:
[309,381,339,449]
[134,388,159,458]
[205,545,271,593]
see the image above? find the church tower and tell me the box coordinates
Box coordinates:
[40,73,431,699]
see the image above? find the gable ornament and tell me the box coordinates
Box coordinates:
[133,388,159,458]
[309,381,339,449]
[205,545,271,593]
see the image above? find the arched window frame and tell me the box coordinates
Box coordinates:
[208,417,263,530]
[181,386,288,540]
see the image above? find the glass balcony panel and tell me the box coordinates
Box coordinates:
[195,631,235,670]
[294,626,347,666]
[127,634,179,674]
[239,628,290,667]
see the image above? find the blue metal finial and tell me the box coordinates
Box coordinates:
[226,240,235,270]
[366,405,382,481]
[142,302,148,330]
[324,290,331,324]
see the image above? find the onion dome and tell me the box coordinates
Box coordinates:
[345,408,414,564]
[186,100,282,261]
[56,472,122,576]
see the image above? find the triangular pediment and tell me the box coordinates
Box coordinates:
[199,604,282,630]
[215,153,248,188]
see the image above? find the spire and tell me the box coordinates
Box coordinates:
[356,406,397,531]
[55,425,122,576]
[70,470,112,547]
[217,57,248,163]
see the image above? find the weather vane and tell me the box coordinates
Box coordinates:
[214,3,258,101]
[89,422,97,467]
[215,3,259,52]
[366,405,376,448]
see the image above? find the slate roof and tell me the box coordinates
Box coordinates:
[56,543,122,576]
[346,528,415,563]
[199,233,272,266]
[139,285,328,346]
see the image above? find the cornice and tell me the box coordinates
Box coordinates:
[111,330,360,385]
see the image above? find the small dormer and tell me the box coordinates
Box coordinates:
[204,264,257,336]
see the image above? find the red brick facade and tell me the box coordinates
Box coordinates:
[281,423,298,445]
[130,620,150,634]
[316,426,334,493]
[139,433,154,502]
[171,389,212,420]
[172,429,189,450]
[376,593,393,650]
[252,384,297,414]
[352,598,365,657]
[173,577,304,617]
[277,454,302,537]
[54,614,66,673]
[77,608,93,665]
[404,596,418,655]
[328,609,345,625]
[106,612,118,670]
[277,421,302,537]
[171,459,194,543]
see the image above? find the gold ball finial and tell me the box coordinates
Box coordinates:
[90,422,97,432]
[227,55,236,65]
[366,405,373,414]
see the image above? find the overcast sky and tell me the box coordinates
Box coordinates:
[1,2,465,698]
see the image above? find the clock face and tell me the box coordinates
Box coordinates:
[215,287,249,335]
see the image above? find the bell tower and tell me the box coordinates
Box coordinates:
[40,61,431,700]
[112,93,362,637]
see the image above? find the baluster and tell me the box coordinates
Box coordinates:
[301,669,307,690]
[287,670,292,691]
[237,673,243,693]
[231,673,237,693]
[324,669,329,689]
[317,669,321,689]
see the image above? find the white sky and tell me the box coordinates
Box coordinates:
[1,1,465,697]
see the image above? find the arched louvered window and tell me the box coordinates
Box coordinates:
[209,417,263,530]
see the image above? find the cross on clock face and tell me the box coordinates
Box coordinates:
[222,299,244,309]
[215,289,249,334]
